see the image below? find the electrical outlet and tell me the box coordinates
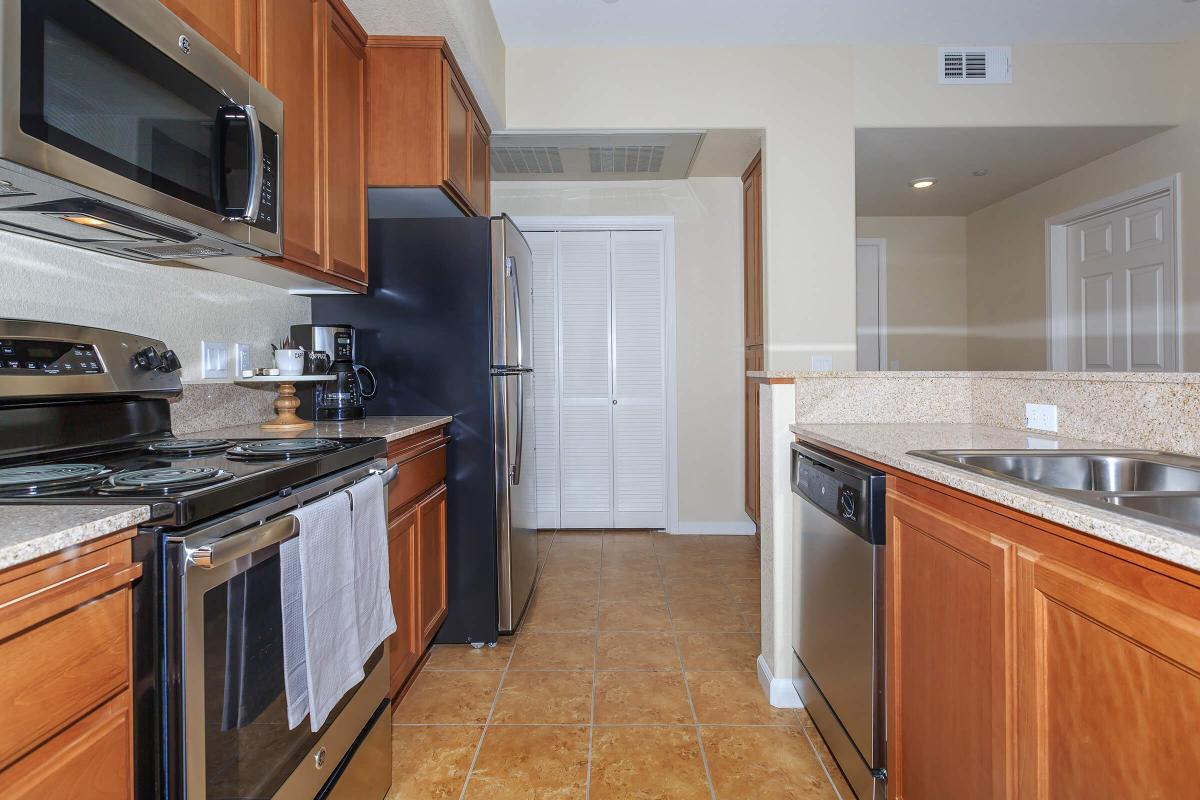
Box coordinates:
[201,341,229,379]
[1024,403,1058,433]
[811,354,833,372]
[235,343,251,376]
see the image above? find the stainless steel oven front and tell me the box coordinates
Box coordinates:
[0,0,282,261]
[161,460,394,800]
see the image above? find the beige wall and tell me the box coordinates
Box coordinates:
[856,217,968,370]
[491,179,749,530]
[505,41,1186,375]
[0,231,310,383]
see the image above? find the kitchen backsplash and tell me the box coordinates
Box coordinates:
[170,382,278,434]
[779,370,1200,455]
[0,230,310,383]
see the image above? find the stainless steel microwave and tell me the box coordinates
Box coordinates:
[0,0,282,261]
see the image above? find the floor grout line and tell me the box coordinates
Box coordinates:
[584,533,604,799]
[653,538,719,800]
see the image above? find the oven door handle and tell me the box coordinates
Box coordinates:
[188,464,398,569]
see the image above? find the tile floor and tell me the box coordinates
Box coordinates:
[388,530,851,799]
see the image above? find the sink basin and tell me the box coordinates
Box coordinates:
[1103,494,1200,528]
[910,450,1200,494]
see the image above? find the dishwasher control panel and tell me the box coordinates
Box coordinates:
[791,442,886,544]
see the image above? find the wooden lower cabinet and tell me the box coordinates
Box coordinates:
[417,484,449,647]
[888,477,1200,799]
[385,426,450,699]
[387,505,421,694]
[0,530,140,799]
[744,347,764,531]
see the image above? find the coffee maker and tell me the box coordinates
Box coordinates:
[291,324,376,420]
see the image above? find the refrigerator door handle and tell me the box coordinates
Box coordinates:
[511,371,525,485]
[505,256,528,370]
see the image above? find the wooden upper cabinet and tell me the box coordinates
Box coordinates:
[443,65,471,203]
[365,37,492,217]
[469,118,491,216]
[160,0,256,70]
[257,0,323,270]
[322,2,367,282]
[742,153,764,348]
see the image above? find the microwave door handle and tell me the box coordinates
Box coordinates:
[216,103,263,223]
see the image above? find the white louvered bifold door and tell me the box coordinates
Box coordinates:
[527,231,561,529]
[610,231,668,528]
[556,231,615,528]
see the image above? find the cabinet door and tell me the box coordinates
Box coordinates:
[1018,554,1200,799]
[160,0,256,71]
[744,348,763,526]
[387,506,420,698]
[742,157,764,348]
[416,485,448,648]
[442,61,471,203]
[468,118,490,216]
[257,0,323,269]
[888,492,1015,800]
[322,3,367,283]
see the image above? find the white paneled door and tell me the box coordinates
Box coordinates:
[530,228,669,529]
[1066,193,1176,371]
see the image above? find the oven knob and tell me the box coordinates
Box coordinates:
[838,488,856,520]
[132,346,163,371]
[158,349,182,373]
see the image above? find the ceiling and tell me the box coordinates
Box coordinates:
[856,126,1172,216]
[489,0,1200,47]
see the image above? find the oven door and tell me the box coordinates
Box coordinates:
[0,0,281,253]
[165,462,394,800]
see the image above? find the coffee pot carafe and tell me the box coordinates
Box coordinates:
[291,324,376,421]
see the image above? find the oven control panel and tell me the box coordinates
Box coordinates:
[0,339,104,375]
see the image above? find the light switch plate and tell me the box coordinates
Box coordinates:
[1025,402,1058,433]
[811,355,833,372]
[201,341,229,380]
[234,343,251,376]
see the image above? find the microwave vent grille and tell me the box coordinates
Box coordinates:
[126,243,229,260]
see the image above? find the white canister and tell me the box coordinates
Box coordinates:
[274,348,304,376]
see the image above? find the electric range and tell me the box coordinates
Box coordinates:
[0,320,393,800]
[0,433,386,527]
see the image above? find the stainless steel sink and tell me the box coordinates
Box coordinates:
[911,450,1200,494]
[908,449,1200,535]
[1103,494,1200,528]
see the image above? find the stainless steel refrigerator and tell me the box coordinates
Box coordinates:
[311,214,538,642]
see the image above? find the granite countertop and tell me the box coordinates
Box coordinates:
[0,505,151,571]
[791,422,1200,572]
[194,415,453,443]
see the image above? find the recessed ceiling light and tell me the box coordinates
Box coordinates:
[601,0,619,4]
[909,177,937,190]
[972,168,990,177]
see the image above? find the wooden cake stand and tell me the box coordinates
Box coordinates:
[235,375,336,432]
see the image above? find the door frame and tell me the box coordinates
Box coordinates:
[1045,174,1182,371]
[513,215,679,533]
[855,237,889,370]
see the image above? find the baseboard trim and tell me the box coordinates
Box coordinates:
[670,520,756,535]
[757,654,803,708]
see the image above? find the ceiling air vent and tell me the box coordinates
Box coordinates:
[492,146,564,175]
[589,146,666,174]
[939,46,1012,85]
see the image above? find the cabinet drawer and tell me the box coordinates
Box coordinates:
[387,429,449,517]
[0,696,131,800]
[0,588,130,769]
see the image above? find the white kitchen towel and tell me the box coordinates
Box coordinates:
[347,473,396,663]
[279,535,309,729]
[281,490,366,731]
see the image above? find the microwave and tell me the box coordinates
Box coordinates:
[0,0,282,261]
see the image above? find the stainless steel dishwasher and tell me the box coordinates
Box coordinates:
[790,442,887,800]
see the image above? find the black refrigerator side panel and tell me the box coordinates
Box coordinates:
[311,216,499,644]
